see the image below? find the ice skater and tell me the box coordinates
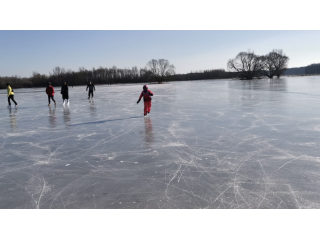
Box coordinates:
[61,81,69,105]
[86,81,95,99]
[46,82,56,106]
[6,83,18,108]
[137,85,153,117]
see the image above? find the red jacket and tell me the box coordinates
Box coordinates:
[46,85,55,96]
[139,89,153,102]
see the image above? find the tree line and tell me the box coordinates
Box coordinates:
[0,59,233,89]
[282,63,320,75]
[0,50,292,89]
[0,59,177,89]
[174,69,233,81]
[305,63,320,75]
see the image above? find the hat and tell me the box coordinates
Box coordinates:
[143,85,148,89]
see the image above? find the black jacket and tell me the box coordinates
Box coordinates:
[61,85,69,98]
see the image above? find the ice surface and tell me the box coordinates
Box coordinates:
[1,77,320,208]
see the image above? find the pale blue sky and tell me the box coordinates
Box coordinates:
[1,30,320,77]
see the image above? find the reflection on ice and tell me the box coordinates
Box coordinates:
[89,99,96,116]
[144,117,154,145]
[63,105,71,126]
[8,108,17,130]
[1,77,320,208]
[48,107,56,128]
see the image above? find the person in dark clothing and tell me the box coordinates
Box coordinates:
[61,82,69,105]
[86,81,95,99]
[6,83,18,108]
[46,82,56,106]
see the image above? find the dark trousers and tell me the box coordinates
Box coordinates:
[48,95,56,104]
[8,95,17,106]
[88,91,93,98]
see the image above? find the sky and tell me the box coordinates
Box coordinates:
[1,30,320,78]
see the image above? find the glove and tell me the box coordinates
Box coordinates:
[137,99,140,104]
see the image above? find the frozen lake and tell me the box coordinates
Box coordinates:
[1,76,320,208]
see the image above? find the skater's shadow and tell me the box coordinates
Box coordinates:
[69,116,143,126]
[8,108,18,129]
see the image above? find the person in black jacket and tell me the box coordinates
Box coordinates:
[86,81,95,99]
[61,81,69,105]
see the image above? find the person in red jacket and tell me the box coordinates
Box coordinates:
[46,82,56,106]
[137,85,153,117]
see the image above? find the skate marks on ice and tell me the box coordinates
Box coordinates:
[1,79,320,208]
[70,116,143,127]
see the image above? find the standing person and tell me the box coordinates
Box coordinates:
[46,82,56,106]
[86,81,95,99]
[61,81,69,105]
[6,83,18,108]
[137,85,153,117]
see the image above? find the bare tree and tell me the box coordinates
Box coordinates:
[52,66,62,83]
[227,51,264,80]
[146,59,159,77]
[131,66,139,79]
[261,52,278,79]
[158,59,175,79]
[78,67,86,72]
[140,68,153,82]
[97,67,105,82]
[271,49,289,78]
[146,59,175,82]
[52,66,61,76]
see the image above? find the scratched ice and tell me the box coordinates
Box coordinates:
[1,76,320,208]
